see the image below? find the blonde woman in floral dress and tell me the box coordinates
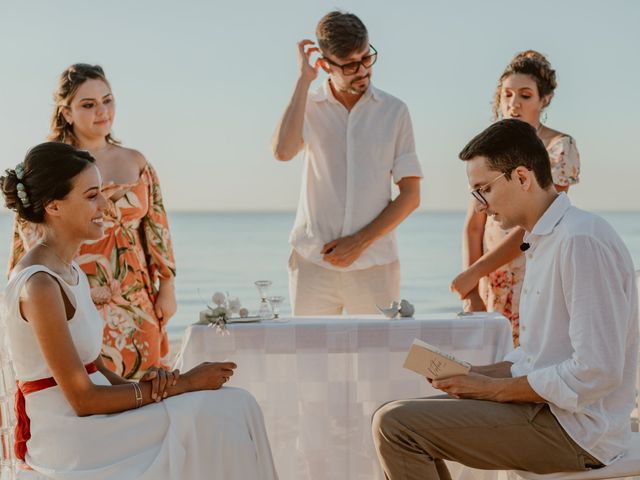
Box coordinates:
[9,64,177,378]
[450,51,580,345]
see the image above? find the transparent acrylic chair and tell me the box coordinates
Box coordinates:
[1,291,43,480]
[0,330,18,479]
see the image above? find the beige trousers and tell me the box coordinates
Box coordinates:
[372,396,602,480]
[288,249,400,315]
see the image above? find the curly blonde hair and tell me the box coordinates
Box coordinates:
[492,50,557,120]
[48,63,120,146]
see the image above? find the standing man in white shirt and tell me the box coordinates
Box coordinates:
[372,119,639,479]
[272,11,423,315]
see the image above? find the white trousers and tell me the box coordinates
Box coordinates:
[288,249,400,315]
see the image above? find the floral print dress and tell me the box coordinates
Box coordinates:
[479,135,580,346]
[9,163,176,378]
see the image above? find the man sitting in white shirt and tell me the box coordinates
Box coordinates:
[272,11,423,315]
[372,119,639,479]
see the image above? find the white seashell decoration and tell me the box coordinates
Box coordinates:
[377,299,415,319]
[377,301,400,319]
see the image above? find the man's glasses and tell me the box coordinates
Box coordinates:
[323,45,378,76]
[470,172,507,206]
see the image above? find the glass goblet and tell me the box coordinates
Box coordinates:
[254,280,272,302]
[267,296,285,321]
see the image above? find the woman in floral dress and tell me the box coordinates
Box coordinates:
[9,64,176,378]
[450,51,580,345]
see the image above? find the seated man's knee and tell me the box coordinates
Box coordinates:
[372,400,410,440]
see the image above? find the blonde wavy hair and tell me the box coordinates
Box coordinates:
[492,50,557,120]
[48,63,120,146]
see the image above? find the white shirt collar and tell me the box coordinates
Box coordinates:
[310,78,380,104]
[524,192,571,243]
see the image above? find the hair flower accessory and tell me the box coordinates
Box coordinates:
[14,164,31,208]
[15,163,25,180]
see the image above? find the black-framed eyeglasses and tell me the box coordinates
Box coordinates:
[470,172,507,206]
[323,45,378,75]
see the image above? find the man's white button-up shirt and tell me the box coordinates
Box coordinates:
[289,79,423,271]
[504,193,639,464]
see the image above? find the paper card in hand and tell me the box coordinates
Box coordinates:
[403,338,471,380]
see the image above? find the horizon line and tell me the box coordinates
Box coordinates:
[1,208,640,216]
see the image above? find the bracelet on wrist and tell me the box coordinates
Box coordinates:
[132,382,143,408]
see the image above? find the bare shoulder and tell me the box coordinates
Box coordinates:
[541,126,572,147]
[14,248,66,302]
[12,248,48,277]
[23,271,62,300]
[110,145,148,172]
[18,265,71,325]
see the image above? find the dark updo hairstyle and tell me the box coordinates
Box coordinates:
[49,63,120,146]
[1,142,95,224]
[493,50,557,120]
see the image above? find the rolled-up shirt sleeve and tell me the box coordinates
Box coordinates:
[391,105,423,183]
[504,346,524,366]
[527,235,630,413]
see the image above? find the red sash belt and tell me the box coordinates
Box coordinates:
[14,362,97,460]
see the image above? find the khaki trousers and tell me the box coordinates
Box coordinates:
[372,396,602,480]
[288,249,400,315]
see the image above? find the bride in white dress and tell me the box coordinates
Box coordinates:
[1,142,279,479]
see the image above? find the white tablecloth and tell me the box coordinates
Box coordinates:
[174,313,514,480]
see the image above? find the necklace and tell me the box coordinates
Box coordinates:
[40,242,74,275]
[535,123,544,135]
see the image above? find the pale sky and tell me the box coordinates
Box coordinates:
[0,0,638,211]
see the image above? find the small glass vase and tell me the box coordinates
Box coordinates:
[258,300,272,321]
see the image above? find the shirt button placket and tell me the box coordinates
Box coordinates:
[341,112,355,236]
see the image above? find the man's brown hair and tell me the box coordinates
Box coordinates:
[316,11,368,59]
[459,119,553,189]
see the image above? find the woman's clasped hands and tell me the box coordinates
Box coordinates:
[139,366,180,401]
[139,362,238,402]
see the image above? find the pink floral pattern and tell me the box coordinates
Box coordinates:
[479,136,580,345]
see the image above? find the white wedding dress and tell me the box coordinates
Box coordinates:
[2,263,278,480]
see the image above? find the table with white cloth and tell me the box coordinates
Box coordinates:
[173,313,514,480]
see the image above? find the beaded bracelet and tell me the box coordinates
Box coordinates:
[132,382,143,408]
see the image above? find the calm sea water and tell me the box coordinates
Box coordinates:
[1,211,639,340]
